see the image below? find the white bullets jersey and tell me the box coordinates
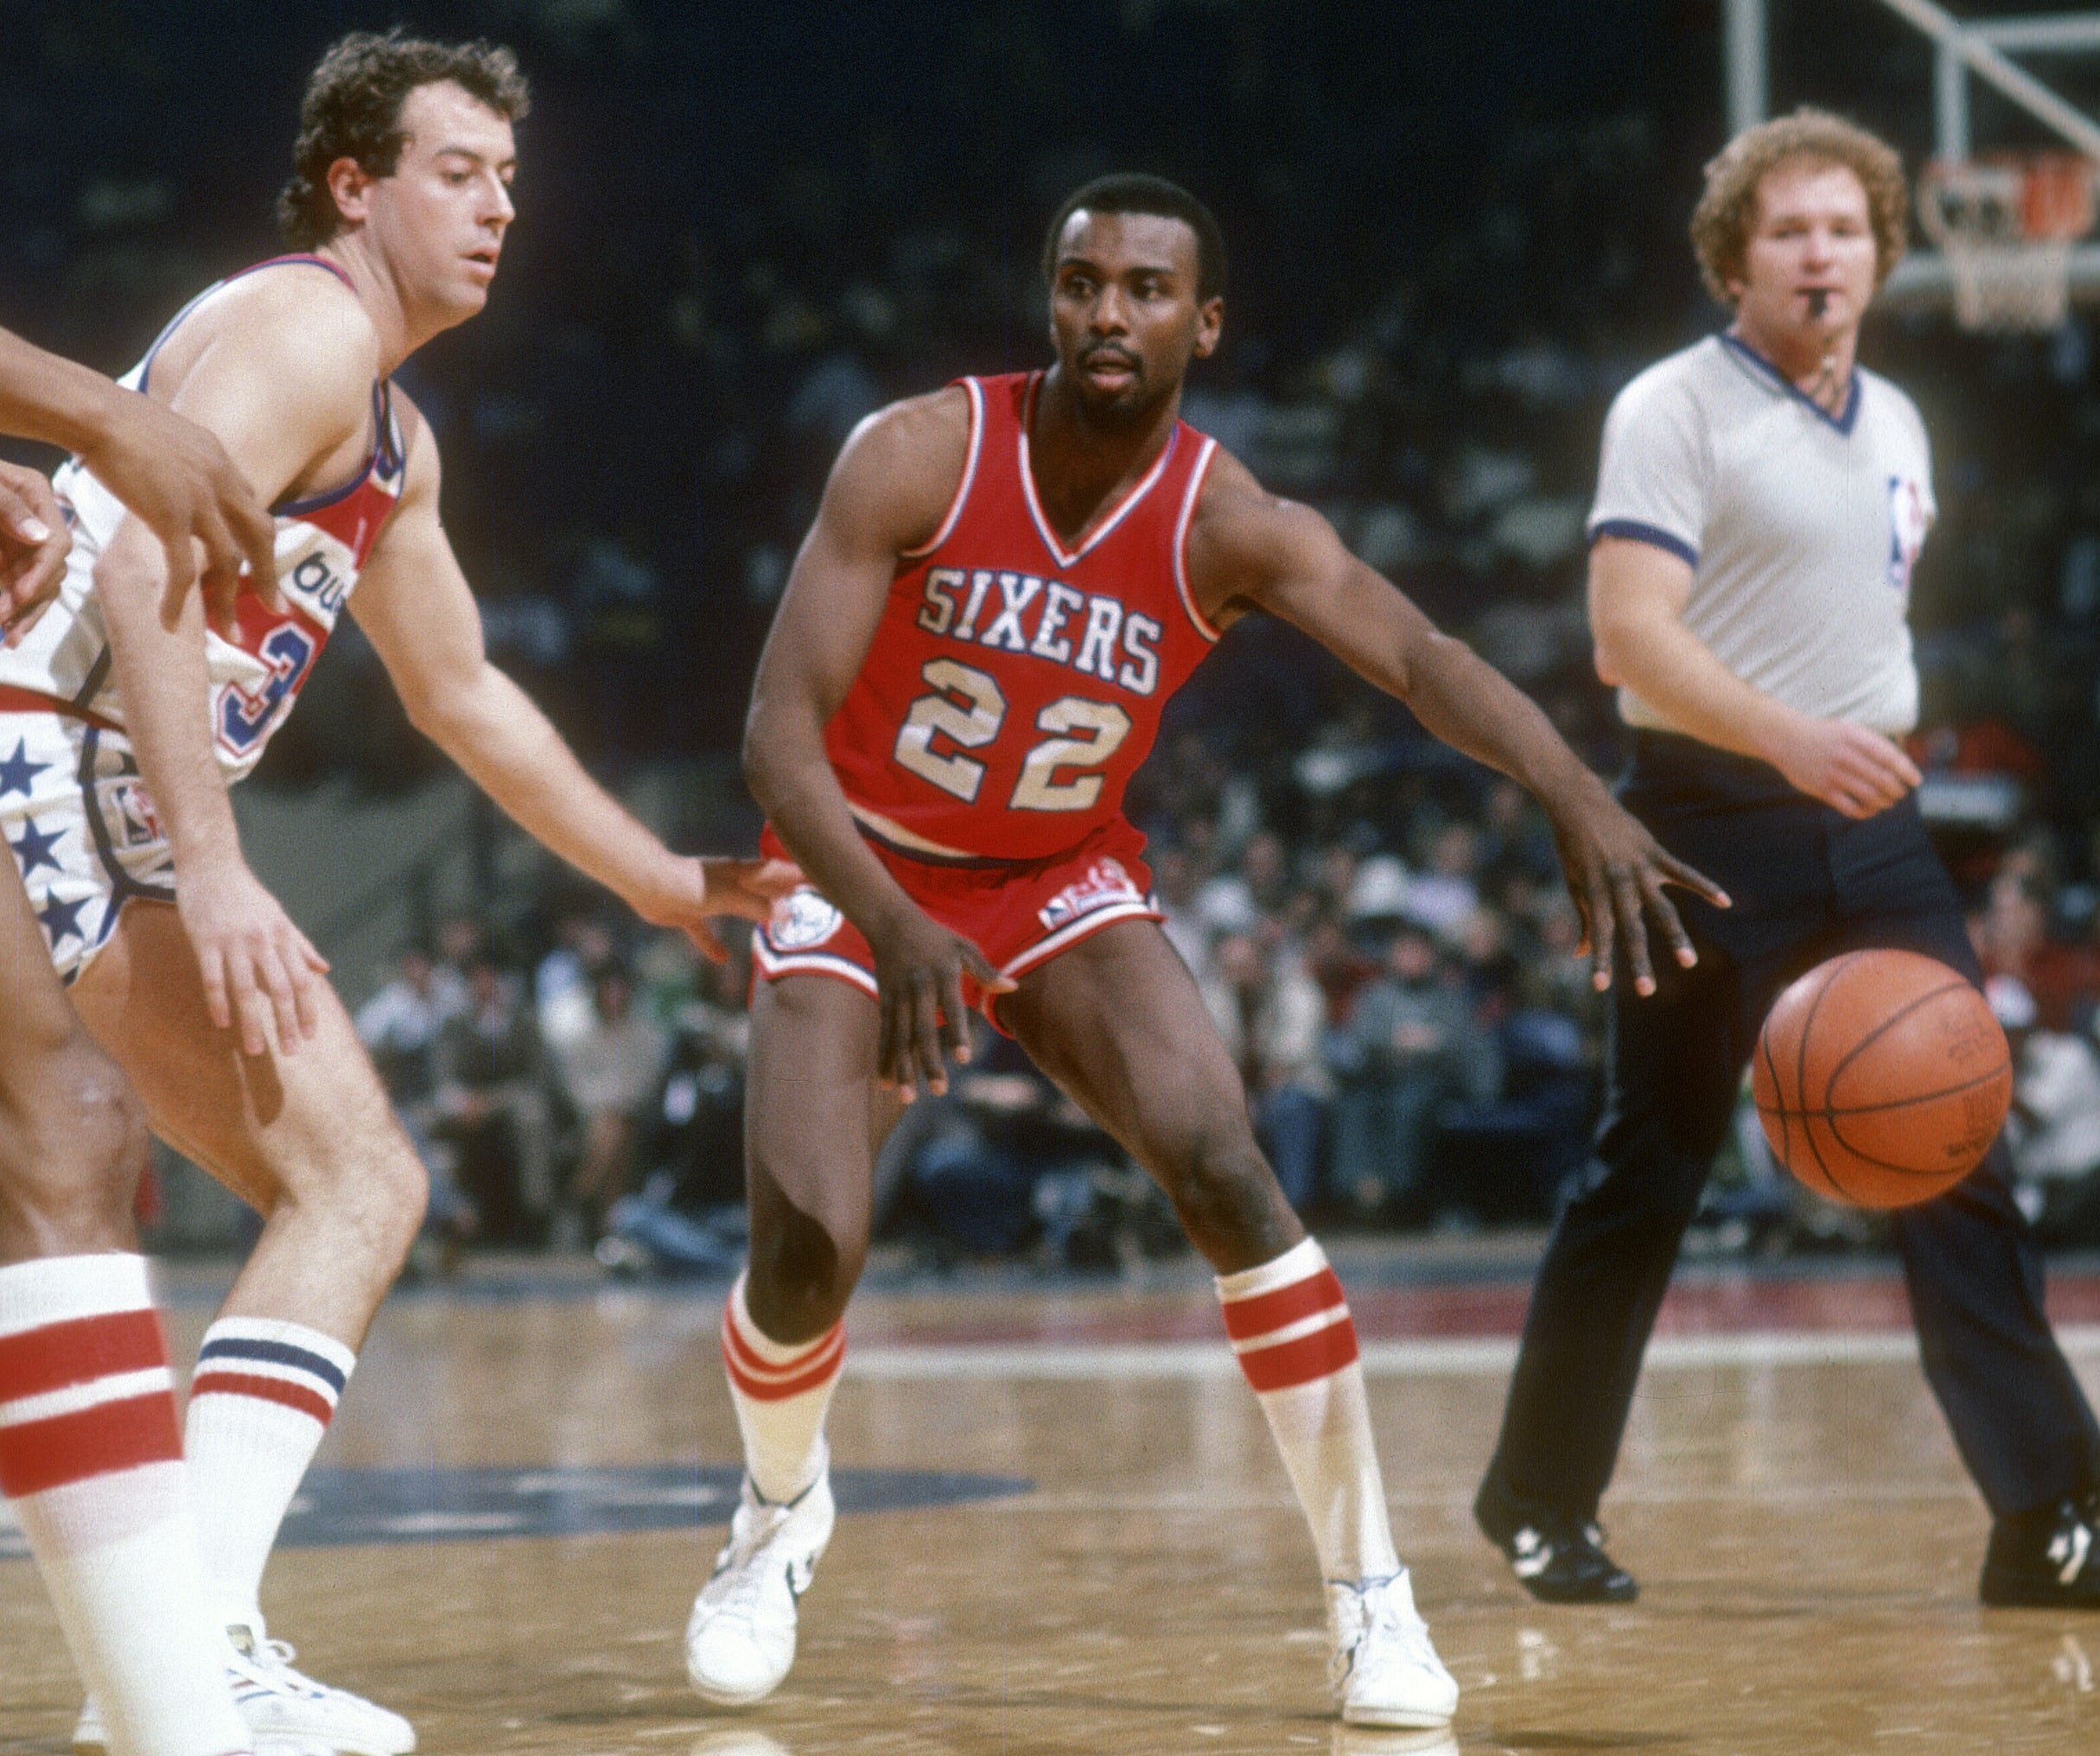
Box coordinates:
[0,256,405,783]
[1587,333,1934,740]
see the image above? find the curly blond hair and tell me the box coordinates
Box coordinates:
[1690,108,1908,309]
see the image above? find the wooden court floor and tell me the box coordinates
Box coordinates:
[4,1258,2100,1754]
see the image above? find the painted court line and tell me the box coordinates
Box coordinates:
[846,1324,2100,1380]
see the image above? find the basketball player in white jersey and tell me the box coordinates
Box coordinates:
[0,327,290,1756]
[0,32,794,1753]
[1475,109,2100,1610]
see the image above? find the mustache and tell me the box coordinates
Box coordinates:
[1081,345,1142,370]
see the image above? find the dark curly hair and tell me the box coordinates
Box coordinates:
[277,29,531,251]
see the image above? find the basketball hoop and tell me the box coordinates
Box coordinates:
[1917,152,2097,334]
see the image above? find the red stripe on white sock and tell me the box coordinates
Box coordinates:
[188,1370,336,1428]
[1236,1314,1361,1391]
[0,1308,169,1403]
[721,1309,844,1403]
[1219,1266,1348,1343]
[0,1392,184,1498]
[1219,1242,1364,1394]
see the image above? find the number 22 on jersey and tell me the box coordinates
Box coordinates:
[894,658,1133,813]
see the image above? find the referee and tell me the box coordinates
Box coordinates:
[1474,109,2100,1608]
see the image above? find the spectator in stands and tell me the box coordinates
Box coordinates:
[1325,923,1499,1218]
[557,963,670,1244]
[1154,842,1215,987]
[433,955,553,1244]
[536,913,618,1053]
[1202,926,1331,1212]
[354,947,462,1111]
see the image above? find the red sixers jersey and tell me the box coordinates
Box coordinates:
[825,372,1220,862]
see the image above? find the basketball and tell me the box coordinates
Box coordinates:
[1752,951,2012,1209]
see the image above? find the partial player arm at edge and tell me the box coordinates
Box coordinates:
[742,389,1012,1095]
[1588,533,1919,818]
[350,420,796,963]
[1191,463,1727,994]
[0,323,278,633]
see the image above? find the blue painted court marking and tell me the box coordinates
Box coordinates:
[0,1465,1031,1559]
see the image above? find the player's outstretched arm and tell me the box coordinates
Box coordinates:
[1187,455,1728,996]
[1589,535,1919,819]
[0,323,279,637]
[743,389,1014,1098]
[350,410,799,964]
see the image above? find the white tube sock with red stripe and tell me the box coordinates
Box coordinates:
[184,1317,355,1632]
[1218,1236,1400,1584]
[721,1272,843,1504]
[0,1255,251,1756]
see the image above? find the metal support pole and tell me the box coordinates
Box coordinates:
[1726,0,1769,137]
[1936,39,1970,161]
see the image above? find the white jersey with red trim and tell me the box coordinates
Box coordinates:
[0,255,406,784]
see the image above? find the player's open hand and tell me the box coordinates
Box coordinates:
[0,460,69,644]
[1546,774,1730,997]
[175,857,331,1058]
[637,854,804,964]
[868,908,1015,1103]
[77,386,281,639]
[1769,713,1921,819]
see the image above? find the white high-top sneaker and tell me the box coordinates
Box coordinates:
[1326,1571,1459,1728]
[1328,1726,1460,1755]
[74,1621,415,1755]
[685,1469,835,1707]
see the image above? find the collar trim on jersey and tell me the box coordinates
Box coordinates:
[139,255,355,398]
[1719,331,1861,436]
[1018,372,1181,571]
[1173,436,1223,643]
[901,379,984,561]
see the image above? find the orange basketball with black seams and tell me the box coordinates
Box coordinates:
[1751,950,2011,1209]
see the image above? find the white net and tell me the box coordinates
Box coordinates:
[1918,156,2096,334]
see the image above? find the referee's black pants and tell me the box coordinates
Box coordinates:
[1483,731,2100,1524]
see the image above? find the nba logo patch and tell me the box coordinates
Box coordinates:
[106,779,162,848]
[768,888,845,951]
[1038,858,1142,932]
[1887,475,1931,594]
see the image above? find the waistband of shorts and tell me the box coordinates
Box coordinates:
[0,684,119,734]
[843,801,1102,873]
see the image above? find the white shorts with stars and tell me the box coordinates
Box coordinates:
[0,709,175,983]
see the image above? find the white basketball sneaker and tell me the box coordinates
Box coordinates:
[73,1624,416,1756]
[1326,1571,1459,1728]
[685,1469,836,1707]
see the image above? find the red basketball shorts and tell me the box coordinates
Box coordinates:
[753,815,1161,1025]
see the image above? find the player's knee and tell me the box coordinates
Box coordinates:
[0,1028,149,1250]
[746,1204,862,1340]
[1151,1119,1273,1234]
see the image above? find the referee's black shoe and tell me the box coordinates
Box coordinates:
[1474,1475,1638,1605]
[1980,1494,2100,1607]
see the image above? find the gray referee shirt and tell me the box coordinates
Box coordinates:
[1587,333,1934,740]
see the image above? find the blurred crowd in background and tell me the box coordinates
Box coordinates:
[17,1,2100,1267]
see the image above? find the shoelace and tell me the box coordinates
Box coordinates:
[232,1640,329,1701]
[1356,1582,1438,1670]
[707,1509,793,1620]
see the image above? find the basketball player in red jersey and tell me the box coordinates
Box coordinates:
[0,33,793,1754]
[690,175,1724,1730]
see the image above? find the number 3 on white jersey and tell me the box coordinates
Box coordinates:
[894,659,1132,812]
